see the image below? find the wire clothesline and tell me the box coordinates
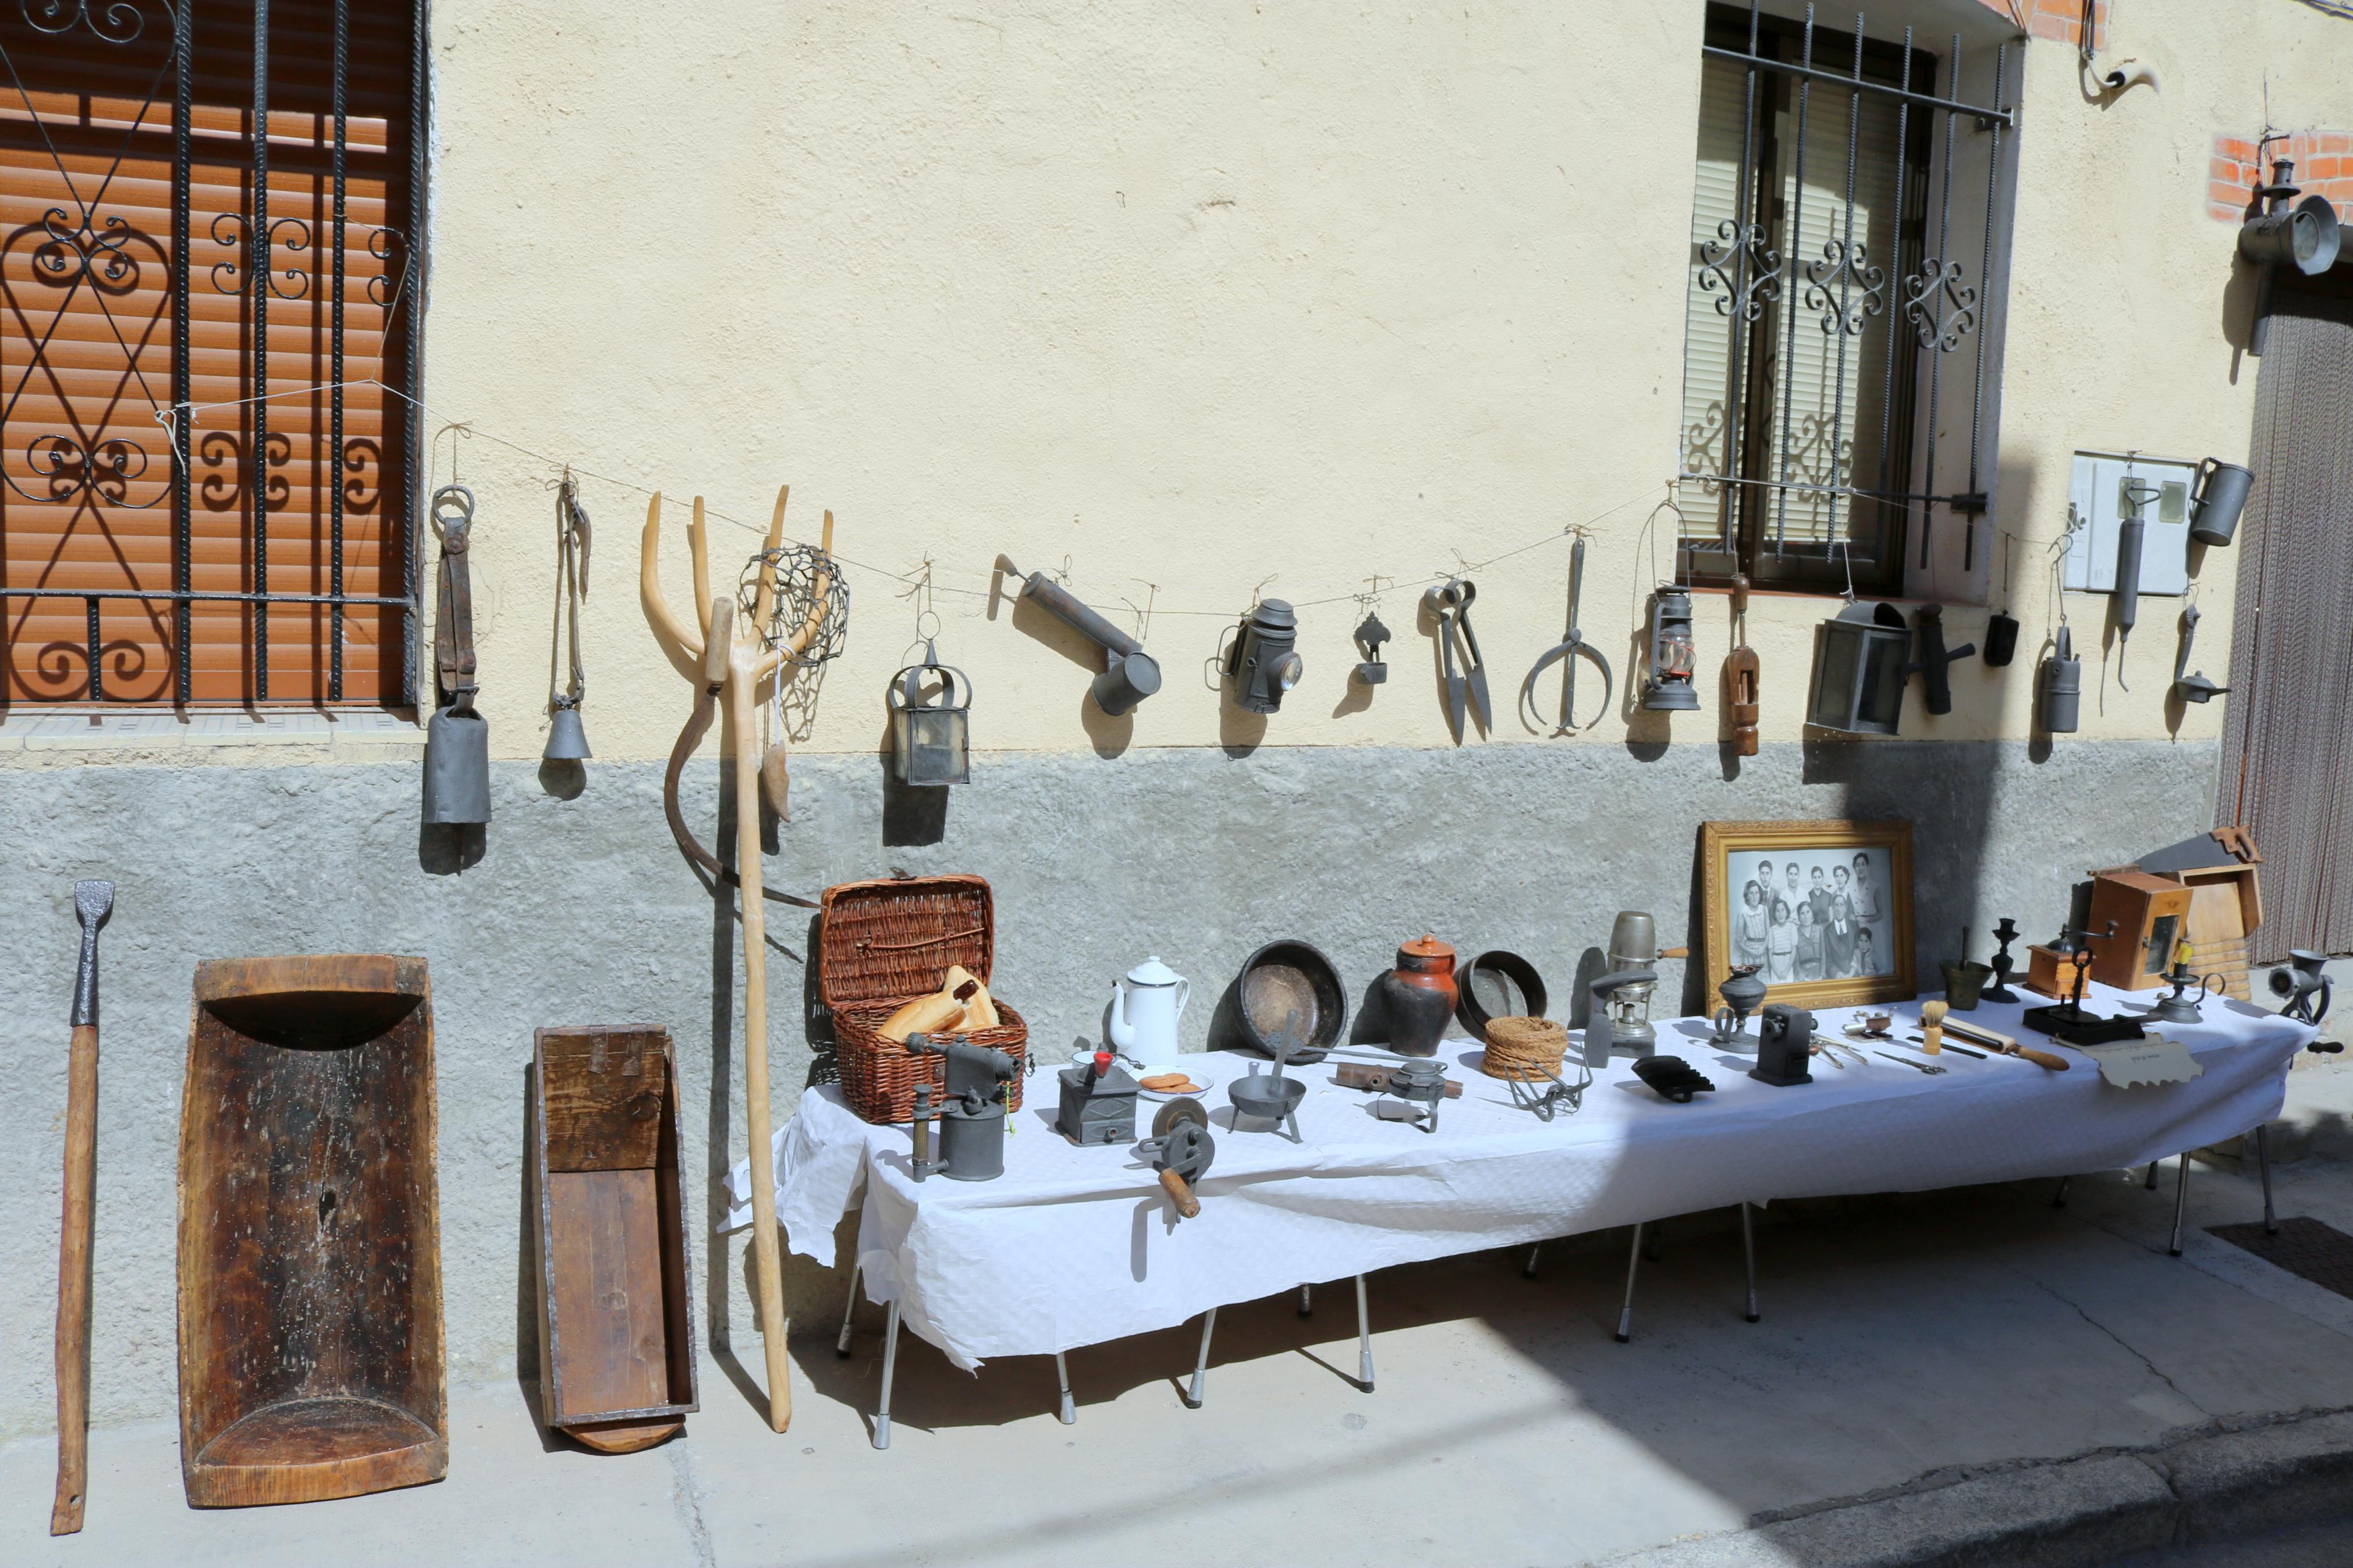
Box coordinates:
[151,375,1671,624]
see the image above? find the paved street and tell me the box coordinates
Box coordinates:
[11,1124,2353,1567]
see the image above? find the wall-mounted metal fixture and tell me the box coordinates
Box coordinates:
[997,556,1160,715]
[2189,458,2253,548]
[1224,599,1303,714]
[888,641,973,786]
[1911,606,1976,717]
[2040,625,2082,734]
[1807,602,1909,736]
[2170,606,2228,705]
[1639,586,1699,711]
[1352,611,1390,685]
[2241,156,2343,355]
[2111,470,2159,684]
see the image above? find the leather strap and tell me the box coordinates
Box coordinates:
[432,485,478,712]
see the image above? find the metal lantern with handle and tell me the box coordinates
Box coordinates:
[888,642,973,787]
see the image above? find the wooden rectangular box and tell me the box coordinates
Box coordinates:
[532,1026,698,1453]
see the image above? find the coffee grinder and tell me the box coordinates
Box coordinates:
[906,1033,1018,1182]
[1056,1047,1141,1146]
[1751,1003,1815,1086]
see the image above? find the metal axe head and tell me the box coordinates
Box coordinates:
[74,879,113,931]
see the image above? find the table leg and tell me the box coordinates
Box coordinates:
[1186,1308,1218,1409]
[1741,1203,1760,1324]
[1524,1243,1542,1279]
[2170,1154,2190,1258]
[1355,1274,1375,1392]
[1615,1223,1645,1344]
[2256,1123,2279,1236]
[1298,1283,1314,1318]
[2052,1176,2071,1209]
[2145,1161,2160,1191]
[873,1300,902,1450]
[1055,1352,1075,1425]
[835,1261,861,1359]
[1645,1219,1666,1263]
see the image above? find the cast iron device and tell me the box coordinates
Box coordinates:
[1584,967,1660,1068]
[2021,924,2146,1045]
[1227,1019,1309,1139]
[1521,536,1613,734]
[2271,950,2336,1037]
[1136,1098,1215,1219]
[1633,1056,1716,1103]
[1751,1004,1815,1086]
[906,1033,1018,1182]
[1910,605,1976,716]
[1056,1048,1140,1147]
[2170,606,2229,705]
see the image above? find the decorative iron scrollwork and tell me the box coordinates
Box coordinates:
[35,207,140,290]
[15,433,165,508]
[22,0,166,45]
[209,212,315,300]
[1805,236,1886,337]
[1902,257,1976,353]
[367,225,410,310]
[1697,218,1781,323]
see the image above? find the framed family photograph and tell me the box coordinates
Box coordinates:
[1700,819,1915,1011]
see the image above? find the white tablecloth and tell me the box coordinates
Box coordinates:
[726,986,2313,1370]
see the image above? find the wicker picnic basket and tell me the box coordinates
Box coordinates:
[821,872,1030,1125]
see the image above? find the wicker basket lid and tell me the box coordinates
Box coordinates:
[817,873,995,1008]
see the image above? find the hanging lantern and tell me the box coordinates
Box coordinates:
[888,642,971,787]
[1639,586,1699,711]
[1225,599,1304,714]
[1807,601,1910,735]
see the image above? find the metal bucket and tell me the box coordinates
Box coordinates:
[2191,458,2253,548]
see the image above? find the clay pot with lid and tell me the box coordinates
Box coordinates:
[1377,934,1458,1057]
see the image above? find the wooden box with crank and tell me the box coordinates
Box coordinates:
[821,873,1030,1125]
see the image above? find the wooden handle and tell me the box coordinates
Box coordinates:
[52,1023,97,1535]
[2013,1045,2070,1071]
[1159,1167,1201,1219]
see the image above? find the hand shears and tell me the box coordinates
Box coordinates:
[1424,577,1491,742]
[1521,537,1613,733]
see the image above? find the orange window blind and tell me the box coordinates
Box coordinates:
[1,0,422,707]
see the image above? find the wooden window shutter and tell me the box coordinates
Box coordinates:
[2,0,422,707]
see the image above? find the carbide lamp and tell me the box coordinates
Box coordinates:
[887,641,971,786]
[1226,598,1303,714]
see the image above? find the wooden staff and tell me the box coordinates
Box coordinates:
[642,487,831,1434]
[53,879,113,1535]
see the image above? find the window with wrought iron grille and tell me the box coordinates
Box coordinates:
[1676,2,2015,597]
[1,0,425,709]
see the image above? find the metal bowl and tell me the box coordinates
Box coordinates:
[1455,950,1548,1042]
[1236,940,1347,1060]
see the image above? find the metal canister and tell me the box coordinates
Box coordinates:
[1605,912,1660,1050]
[2040,626,2081,734]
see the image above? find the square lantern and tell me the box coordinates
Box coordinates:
[1808,602,1910,736]
[888,645,971,786]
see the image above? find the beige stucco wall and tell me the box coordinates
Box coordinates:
[406,0,2347,765]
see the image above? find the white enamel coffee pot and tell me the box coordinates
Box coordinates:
[1108,956,1189,1058]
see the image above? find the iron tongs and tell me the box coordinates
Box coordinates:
[1424,578,1490,742]
[1521,536,1613,733]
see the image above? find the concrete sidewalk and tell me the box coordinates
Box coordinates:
[10,1151,2353,1568]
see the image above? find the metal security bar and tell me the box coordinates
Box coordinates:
[0,0,426,707]
[1678,1,2016,594]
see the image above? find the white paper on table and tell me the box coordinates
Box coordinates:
[2077,1033,2205,1087]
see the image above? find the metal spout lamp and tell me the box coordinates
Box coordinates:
[2241,157,2343,355]
[1808,601,1909,735]
[1226,598,1304,714]
[1640,586,1700,710]
[888,642,972,787]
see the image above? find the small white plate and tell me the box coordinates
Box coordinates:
[1135,1064,1216,1101]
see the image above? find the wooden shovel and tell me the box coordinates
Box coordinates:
[52,879,112,1536]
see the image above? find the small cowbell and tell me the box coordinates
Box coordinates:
[543,696,592,762]
[422,699,492,824]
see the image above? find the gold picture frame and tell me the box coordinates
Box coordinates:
[1701,819,1915,1012]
